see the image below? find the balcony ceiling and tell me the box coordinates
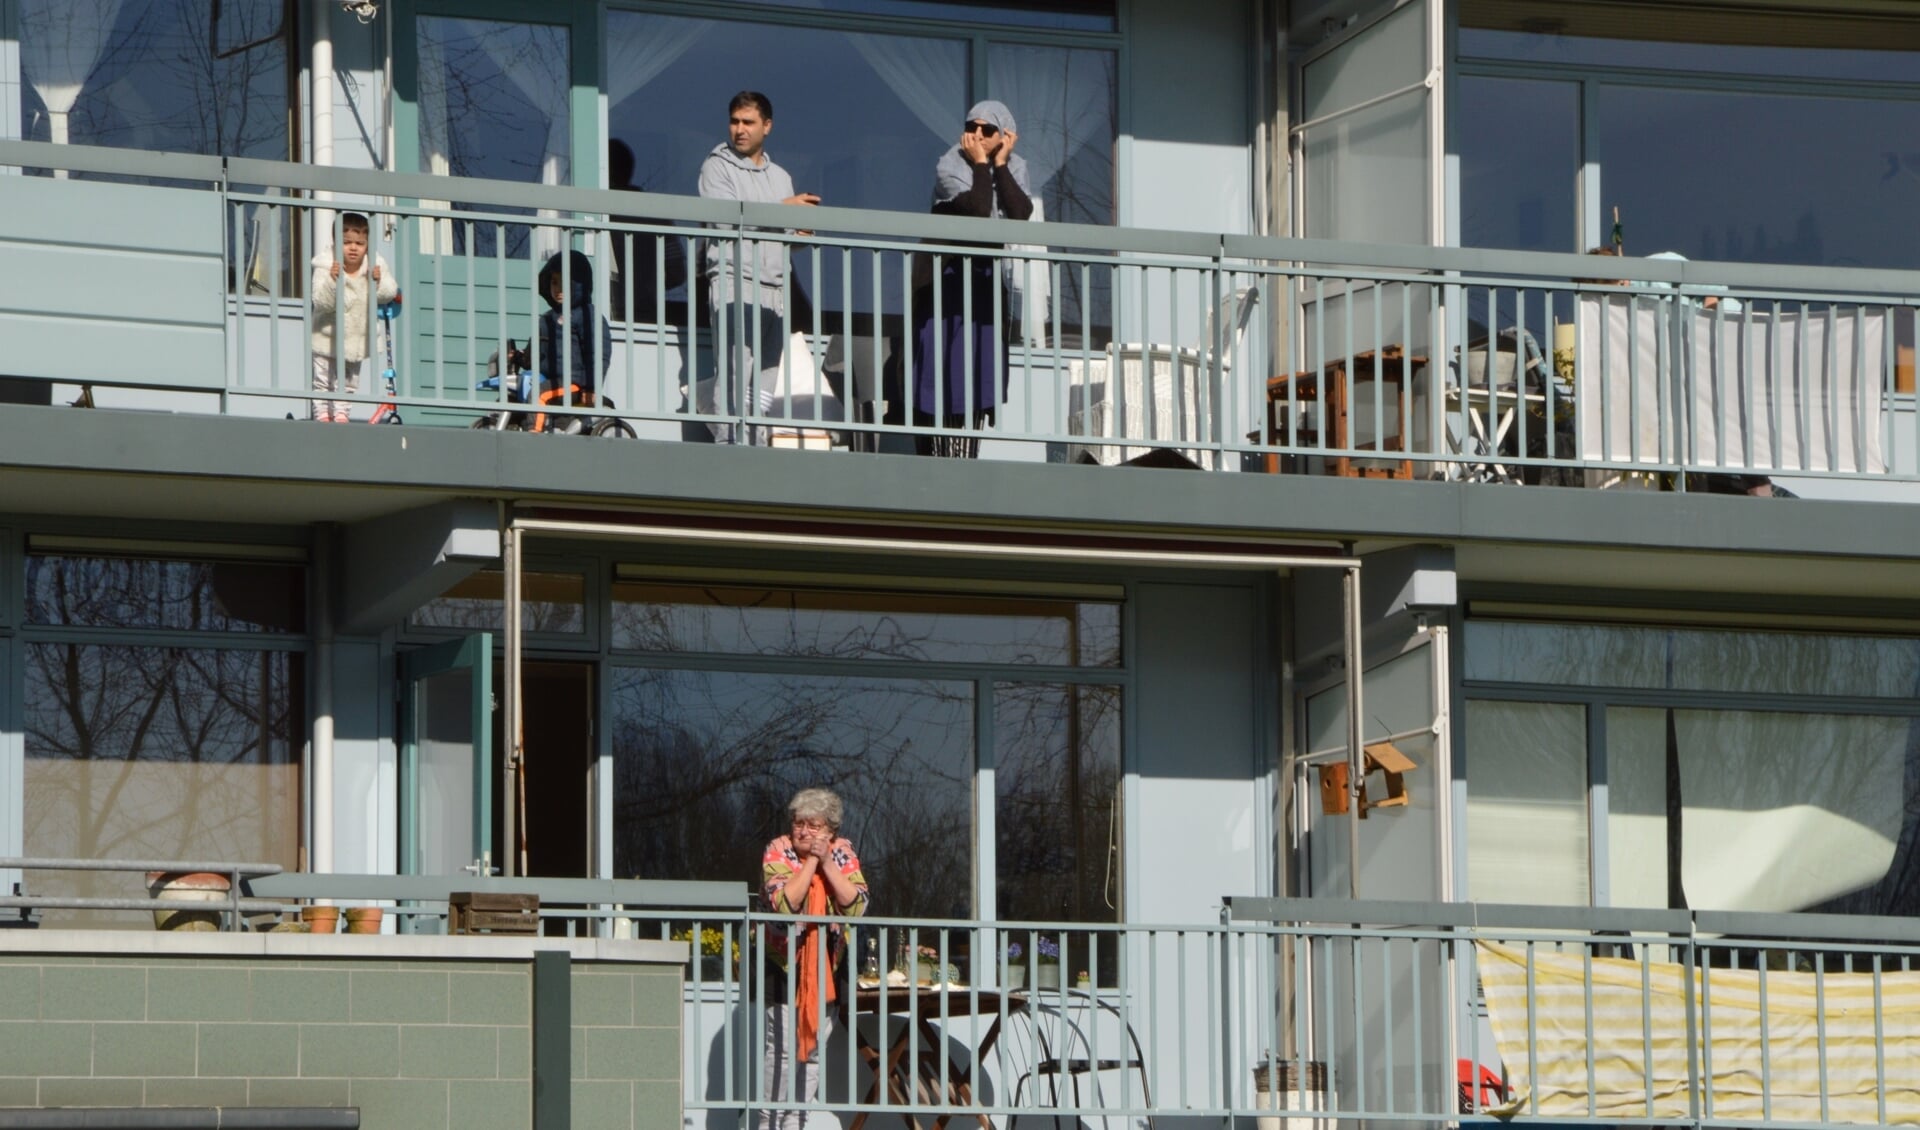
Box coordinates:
[3,405,1920,599]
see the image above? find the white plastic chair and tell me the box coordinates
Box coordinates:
[1066,286,1261,469]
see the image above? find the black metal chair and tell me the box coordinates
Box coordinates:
[1009,989,1154,1130]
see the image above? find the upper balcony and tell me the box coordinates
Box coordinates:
[6,140,1920,504]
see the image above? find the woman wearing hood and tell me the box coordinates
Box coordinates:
[911,100,1033,458]
[536,250,613,403]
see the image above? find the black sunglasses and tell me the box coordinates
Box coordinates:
[964,121,1000,137]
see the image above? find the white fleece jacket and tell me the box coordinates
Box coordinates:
[310,251,399,361]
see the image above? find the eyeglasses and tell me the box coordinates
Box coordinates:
[964,121,1000,138]
[792,818,832,834]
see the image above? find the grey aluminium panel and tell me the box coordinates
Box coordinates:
[0,177,224,388]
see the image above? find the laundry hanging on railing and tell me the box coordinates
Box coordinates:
[1475,939,1920,1124]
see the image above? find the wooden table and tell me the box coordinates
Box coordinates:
[1260,347,1423,478]
[845,985,1026,1130]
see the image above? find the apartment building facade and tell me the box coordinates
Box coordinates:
[0,0,1917,1127]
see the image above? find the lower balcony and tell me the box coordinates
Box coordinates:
[5,139,1919,502]
[8,861,1916,1129]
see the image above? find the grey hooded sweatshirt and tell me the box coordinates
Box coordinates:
[696,141,797,292]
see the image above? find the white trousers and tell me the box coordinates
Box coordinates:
[761,1002,832,1130]
[311,354,364,422]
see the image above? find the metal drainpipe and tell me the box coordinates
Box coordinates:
[312,525,335,879]
[312,0,333,191]
[1342,560,1364,900]
[503,524,523,878]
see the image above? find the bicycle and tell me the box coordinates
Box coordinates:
[469,339,635,438]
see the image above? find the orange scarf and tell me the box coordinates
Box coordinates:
[794,873,837,1061]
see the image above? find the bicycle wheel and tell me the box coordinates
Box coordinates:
[590,418,637,439]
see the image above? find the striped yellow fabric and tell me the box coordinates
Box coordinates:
[1475,940,1920,1124]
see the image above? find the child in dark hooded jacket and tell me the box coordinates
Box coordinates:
[536,250,613,397]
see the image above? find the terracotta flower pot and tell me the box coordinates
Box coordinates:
[343,907,383,934]
[145,871,231,932]
[300,906,340,934]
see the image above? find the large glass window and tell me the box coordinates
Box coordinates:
[1464,619,1920,917]
[17,0,290,159]
[603,6,1116,326]
[23,644,304,925]
[413,569,587,635]
[604,579,1125,923]
[609,668,976,918]
[994,682,1121,923]
[417,14,572,257]
[1456,77,1578,253]
[1458,2,1920,269]
[26,555,306,634]
[610,580,1120,666]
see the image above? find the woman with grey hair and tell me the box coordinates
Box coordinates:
[758,787,869,1129]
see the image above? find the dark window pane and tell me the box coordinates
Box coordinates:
[418,15,571,258]
[25,556,305,633]
[414,569,586,634]
[606,11,1115,324]
[1458,76,1578,252]
[609,667,975,919]
[24,644,303,927]
[746,0,1115,33]
[994,682,1121,924]
[1596,85,1920,270]
[19,0,290,159]
[611,580,1119,666]
[1460,4,1920,83]
[1465,621,1920,698]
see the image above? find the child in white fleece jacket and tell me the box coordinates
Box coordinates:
[309,212,398,422]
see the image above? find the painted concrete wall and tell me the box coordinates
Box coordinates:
[1126,1,1254,237]
[0,933,682,1130]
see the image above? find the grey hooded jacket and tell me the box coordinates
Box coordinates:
[696,141,797,292]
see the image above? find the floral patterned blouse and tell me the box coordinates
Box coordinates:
[760,835,870,982]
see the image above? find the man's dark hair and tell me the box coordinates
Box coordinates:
[341,211,370,233]
[728,90,773,121]
[608,139,635,188]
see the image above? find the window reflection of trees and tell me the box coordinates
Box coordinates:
[23,0,289,160]
[609,582,1124,928]
[417,16,571,259]
[413,570,585,635]
[610,582,1120,667]
[24,643,302,923]
[610,668,975,920]
[26,556,303,633]
[994,682,1121,923]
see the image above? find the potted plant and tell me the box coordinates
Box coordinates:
[343,906,384,934]
[300,904,340,934]
[1033,935,1063,989]
[671,926,739,982]
[1003,941,1027,989]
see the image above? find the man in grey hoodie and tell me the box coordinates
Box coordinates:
[697,90,819,443]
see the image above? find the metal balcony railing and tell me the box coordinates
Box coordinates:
[636,900,1920,1129]
[4,139,1920,487]
[7,852,1915,1128]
